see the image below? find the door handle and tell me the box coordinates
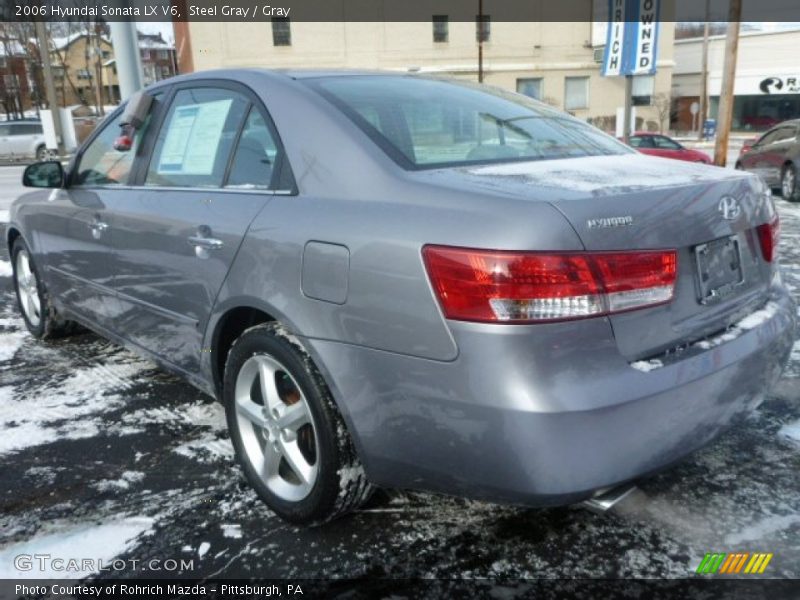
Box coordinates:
[187,236,224,250]
[88,218,109,239]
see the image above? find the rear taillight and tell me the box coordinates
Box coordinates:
[757,213,780,263]
[422,246,677,323]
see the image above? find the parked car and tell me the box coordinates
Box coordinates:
[0,120,49,161]
[6,71,794,525]
[625,132,711,163]
[735,119,800,201]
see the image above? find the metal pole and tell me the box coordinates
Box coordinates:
[714,6,741,167]
[698,0,710,140]
[623,75,633,144]
[34,21,65,157]
[109,21,144,101]
[478,0,484,83]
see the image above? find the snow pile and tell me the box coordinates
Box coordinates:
[221,523,242,539]
[725,513,800,545]
[778,419,800,446]
[0,357,153,455]
[0,329,26,361]
[0,517,155,578]
[92,471,146,492]
[631,359,663,373]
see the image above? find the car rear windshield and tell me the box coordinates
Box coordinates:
[308,75,631,169]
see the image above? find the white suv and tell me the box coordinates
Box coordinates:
[0,121,48,161]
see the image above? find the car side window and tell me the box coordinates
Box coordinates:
[225,108,282,189]
[10,123,40,136]
[145,87,249,188]
[74,112,139,186]
[774,127,796,143]
[757,129,781,146]
[654,136,681,150]
[633,136,655,148]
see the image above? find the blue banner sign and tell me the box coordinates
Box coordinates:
[602,0,660,77]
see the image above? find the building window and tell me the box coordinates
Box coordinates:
[565,76,589,110]
[433,15,448,43]
[76,68,93,80]
[157,49,169,60]
[476,15,491,42]
[517,78,543,100]
[631,75,655,106]
[272,18,291,46]
[141,50,151,61]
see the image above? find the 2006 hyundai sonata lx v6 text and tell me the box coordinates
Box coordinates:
[6,70,795,524]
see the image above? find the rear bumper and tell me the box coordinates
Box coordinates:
[305,284,796,505]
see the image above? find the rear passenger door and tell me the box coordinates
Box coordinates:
[112,82,293,376]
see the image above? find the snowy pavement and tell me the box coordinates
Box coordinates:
[0,199,799,586]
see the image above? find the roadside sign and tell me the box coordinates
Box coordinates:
[690,101,700,115]
[602,0,661,77]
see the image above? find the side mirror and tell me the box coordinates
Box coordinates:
[23,160,64,188]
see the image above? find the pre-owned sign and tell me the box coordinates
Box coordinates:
[602,0,661,77]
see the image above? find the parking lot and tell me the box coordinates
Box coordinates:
[0,164,799,585]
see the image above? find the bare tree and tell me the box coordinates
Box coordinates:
[652,92,674,134]
[0,24,24,119]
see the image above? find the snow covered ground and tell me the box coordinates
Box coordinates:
[0,198,798,586]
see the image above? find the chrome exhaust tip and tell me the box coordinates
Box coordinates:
[580,484,637,514]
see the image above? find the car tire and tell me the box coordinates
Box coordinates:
[224,322,374,525]
[735,162,744,170]
[11,237,77,338]
[781,163,800,202]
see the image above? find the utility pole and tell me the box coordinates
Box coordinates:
[713,3,741,167]
[109,21,144,101]
[34,21,65,158]
[477,0,484,83]
[698,0,710,139]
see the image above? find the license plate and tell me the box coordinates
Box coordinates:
[694,236,744,304]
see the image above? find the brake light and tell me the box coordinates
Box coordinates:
[422,246,677,323]
[757,214,780,263]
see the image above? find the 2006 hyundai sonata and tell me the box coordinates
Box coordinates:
[7,70,795,524]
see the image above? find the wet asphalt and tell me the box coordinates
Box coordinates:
[0,196,798,593]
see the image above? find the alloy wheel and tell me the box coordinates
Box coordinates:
[15,250,41,327]
[781,167,796,200]
[783,167,796,200]
[234,354,319,502]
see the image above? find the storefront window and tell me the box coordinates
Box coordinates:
[711,94,800,132]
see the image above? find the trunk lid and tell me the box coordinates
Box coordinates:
[460,154,777,359]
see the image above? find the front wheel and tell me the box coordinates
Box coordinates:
[781,163,800,202]
[11,238,76,338]
[224,323,373,525]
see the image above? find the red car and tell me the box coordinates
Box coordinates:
[625,132,712,164]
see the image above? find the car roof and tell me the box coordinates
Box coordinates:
[144,68,427,93]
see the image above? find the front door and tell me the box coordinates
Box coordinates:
[112,84,289,375]
[38,109,139,329]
